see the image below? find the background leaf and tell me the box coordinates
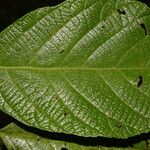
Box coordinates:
[0,0,150,138]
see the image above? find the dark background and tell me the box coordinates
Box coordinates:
[0,0,65,32]
[0,0,150,32]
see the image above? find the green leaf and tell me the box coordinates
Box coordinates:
[0,123,149,150]
[0,0,150,138]
[0,123,101,150]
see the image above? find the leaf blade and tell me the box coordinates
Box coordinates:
[0,0,150,138]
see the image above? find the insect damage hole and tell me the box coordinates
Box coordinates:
[140,23,147,35]
[137,76,143,88]
[117,9,126,15]
[60,50,65,54]
[116,124,122,128]
[63,112,68,117]
[101,25,105,29]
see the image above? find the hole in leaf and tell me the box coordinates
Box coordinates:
[60,50,64,54]
[137,76,143,88]
[64,112,67,117]
[117,9,126,15]
[61,148,68,150]
[140,23,147,35]
[102,25,105,28]
[116,123,123,128]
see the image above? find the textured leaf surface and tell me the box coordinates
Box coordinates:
[1,124,93,150]
[0,0,150,138]
[0,123,149,150]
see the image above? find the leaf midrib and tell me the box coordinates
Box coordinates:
[0,66,148,71]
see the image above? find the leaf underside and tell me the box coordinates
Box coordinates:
[0,0,150,138]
